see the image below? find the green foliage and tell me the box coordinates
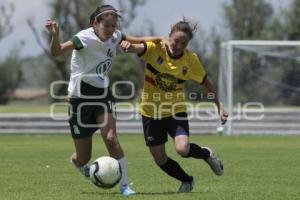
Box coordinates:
[49,0,102,41]
[0,56,22,104]
[110,54,143,100]
[186,29,222,100]
[223,0,273,39]
[0,3,25,105]
[219,0,300,106]
[276,0,300,105]
[285,0,300,40]
[0,135,299,199]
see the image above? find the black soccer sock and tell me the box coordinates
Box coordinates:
[185,143,210,159]
[159,157,192,182]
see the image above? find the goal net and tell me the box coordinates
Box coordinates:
[218,40,300,135]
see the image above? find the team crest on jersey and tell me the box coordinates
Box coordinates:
[155,73,177,92]
[156,56,164,65]
[96,59,112,80]
[182,66,188,76]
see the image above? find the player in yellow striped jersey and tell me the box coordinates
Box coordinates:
[121,18,228,192]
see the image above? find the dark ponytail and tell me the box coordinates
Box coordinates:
[169,17,198,39]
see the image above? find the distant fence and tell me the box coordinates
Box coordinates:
[0,108,299,135]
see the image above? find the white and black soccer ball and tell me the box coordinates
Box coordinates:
[89,156,122,189]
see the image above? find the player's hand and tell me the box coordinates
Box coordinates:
[45,19,59,36]
[160,37,169,48]
[120,40,132,52]
[220,107,229,125]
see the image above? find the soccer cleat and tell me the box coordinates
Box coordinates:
[178,176,194,193]
[120,184,136,196]
[203,147,224,176]
[70,159,90,178]
[79,165,90,178]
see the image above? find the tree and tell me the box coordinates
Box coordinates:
[284,0,300,40]
[0,53,23,104]
[276,0,300,105]
[0,3,22,104]
[110,54,142,100]
[183,20,224,102]
[220,0,300,106]
[221,0,282,105]
[223,0,273,40]
[27,0,102,99]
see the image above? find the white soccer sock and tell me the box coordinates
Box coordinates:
[118,157,130,187]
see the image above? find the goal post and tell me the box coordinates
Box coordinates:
[218,40,300,135]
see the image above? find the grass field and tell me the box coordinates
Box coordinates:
[0,134,299,200]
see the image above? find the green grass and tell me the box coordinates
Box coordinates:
[0,134,299,200]
[0,105,52,113]
[0,104,133,114]
[0,102,219,114]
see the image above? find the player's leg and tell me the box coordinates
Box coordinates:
[70,137,92,177]
[97,113,123,158]
[170,112,224,176]
[149,144,193,190]
[179,139,224,176]
[68,98,94,178]
[142,115,193,192]
[174,135,211,160]
[162,113,193,192]
[184,144,224,176]
[97,113,135,196]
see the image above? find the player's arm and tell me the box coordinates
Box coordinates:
[119,41,146,55]
[45,20,74,56]
[202,77,228,125]
[125,35,163,44]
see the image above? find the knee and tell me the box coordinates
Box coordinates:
[105,133,119,149]
[176,143,190,157]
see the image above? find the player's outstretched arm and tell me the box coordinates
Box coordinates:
[202,77,228,125]
[126,35,163,44]
[119,41,145,55]
[45,19,74,57]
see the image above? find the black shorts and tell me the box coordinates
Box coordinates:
[68,81,116,139]
[142,112,189,146]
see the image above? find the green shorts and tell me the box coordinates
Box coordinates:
[68,81,116,139]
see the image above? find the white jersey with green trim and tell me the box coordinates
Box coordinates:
[68,27,124,97]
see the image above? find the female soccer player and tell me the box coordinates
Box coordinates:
[121,18,229,192]
[45,5,160,196]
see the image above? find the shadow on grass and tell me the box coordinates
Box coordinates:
[81,191,120,195]
[137,192,178,195]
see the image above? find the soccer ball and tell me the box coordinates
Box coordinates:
[89,156,122,189]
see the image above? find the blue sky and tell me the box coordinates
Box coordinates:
[0,0,291,60]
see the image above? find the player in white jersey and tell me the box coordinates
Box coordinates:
[45,4,161,196]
